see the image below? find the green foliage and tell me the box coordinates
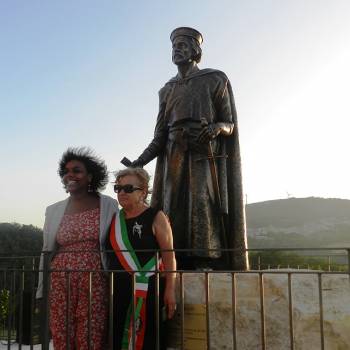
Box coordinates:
[0,289,9,323]
[0,223,42,292]
[249,250,348,271]
[0,223,42,256]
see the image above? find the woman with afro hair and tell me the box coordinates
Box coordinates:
[36,147,118,350]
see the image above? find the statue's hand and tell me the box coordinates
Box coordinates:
[130,158,144,168]
[197,124,222,143]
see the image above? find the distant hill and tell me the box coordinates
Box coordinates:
[246,197,350,249]
[0,222,42,256]
[1,197,349,254]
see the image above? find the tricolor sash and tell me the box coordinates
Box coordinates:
[110,210,157,350]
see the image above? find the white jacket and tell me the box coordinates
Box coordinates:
[36,193,118,298]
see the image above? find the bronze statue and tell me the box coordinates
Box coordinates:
[128,27,248,270]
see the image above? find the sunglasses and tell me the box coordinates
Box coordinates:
[114,184,143,194]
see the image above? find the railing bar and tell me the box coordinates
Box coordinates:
[2,246,350,254]
[155,251,160,350]
[42,252,51,350]
[14,269,18,347]
[3,266,350,274]
[131,272,136,350]
[109,272,114,350]
[231,272,237,350]
[259,272,266,350]
[18,265,25,349]
[205,272,210,350]
[30,258,35,350]
[180,272,185,350]
[2,247,350,350]
[88,271,92,350]
[287,273,294,350]
[318,273,325,350]
[66,272,71,350]
[7,269,14,350]
[0,270,4,347]
[13,269,17,347]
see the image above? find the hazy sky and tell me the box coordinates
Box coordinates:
[1,0,349,227]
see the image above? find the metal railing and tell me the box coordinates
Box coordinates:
[0,247,350,349]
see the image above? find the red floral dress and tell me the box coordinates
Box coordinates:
[50,208,108,350]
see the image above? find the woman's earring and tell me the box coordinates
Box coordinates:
[88,183,93,192]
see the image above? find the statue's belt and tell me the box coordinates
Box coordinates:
[168,125,203,152]
[168,122,202,133]
[167,123,227,158]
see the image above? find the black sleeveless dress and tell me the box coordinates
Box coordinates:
[106,207,165,350]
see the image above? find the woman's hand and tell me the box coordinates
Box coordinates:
[164,285,177,319]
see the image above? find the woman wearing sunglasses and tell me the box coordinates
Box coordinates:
[36,147,118,350]
[106,167,176,350]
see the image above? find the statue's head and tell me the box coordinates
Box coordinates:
[170,27,203,66]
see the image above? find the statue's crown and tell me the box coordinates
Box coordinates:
[170,27,203,45]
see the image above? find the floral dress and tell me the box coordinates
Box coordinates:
[50,208,108,350]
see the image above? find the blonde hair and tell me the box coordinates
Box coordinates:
[115,167,151,203]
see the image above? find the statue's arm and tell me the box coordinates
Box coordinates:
[131,100,168,167]
[214,122,234,136]
[198,76,235,143]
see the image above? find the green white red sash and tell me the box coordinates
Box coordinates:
[110,210,157,350]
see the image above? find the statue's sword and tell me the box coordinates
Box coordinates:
[200,118,230,266]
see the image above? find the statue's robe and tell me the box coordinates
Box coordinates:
[143,68,248,270]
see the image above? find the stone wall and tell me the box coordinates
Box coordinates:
[166,272,350,350]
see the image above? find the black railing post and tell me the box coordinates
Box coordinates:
[205,272,210,350]
[18,264,25,349]
[179,271,185,350]
[108,271,114,350]
[287,273,294,350]
[7,269,15,350]
[131,272,136,350]
[318,273,325,350]
[155,250,160,350]
[231,272,237,350]
[259,272,266,350]
[65,271,71,350]
[88,272,92,350]
[42,251,50,350]
[30,257,36,350]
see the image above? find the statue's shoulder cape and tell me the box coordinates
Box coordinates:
[159,68,228,98]
[165,68,227,85]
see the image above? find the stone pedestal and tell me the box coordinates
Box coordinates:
[166,272,350,350]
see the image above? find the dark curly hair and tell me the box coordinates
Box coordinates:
[58,147,108,192]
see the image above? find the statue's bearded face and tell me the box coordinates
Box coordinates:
[172,36,194,66]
